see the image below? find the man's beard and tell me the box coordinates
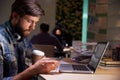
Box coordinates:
[13,23,24,42]
[14,23,24,37]
[14,22,33,38]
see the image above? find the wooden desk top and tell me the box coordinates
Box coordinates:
[39,58,120,80]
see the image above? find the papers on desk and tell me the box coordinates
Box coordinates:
[73,49,93,56]
[63,48,71,52]
[100,58,120,67]
[63,47,73,52]
[72,41,97,56]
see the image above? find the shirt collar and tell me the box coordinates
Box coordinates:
[4,20,18,44]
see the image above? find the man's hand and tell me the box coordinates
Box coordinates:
[32,57,59,74]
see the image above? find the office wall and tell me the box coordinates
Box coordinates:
[31,0,56,39]
[87,0,108,42]
[0,0,56,39]
[87,0,120,48]
[108,0,120,48]
[0,0,14,24]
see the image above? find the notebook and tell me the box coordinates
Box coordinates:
[59,42,109,74]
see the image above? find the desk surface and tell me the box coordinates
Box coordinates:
[40,58,120,80]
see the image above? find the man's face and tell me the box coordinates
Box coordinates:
[14,15,40,37]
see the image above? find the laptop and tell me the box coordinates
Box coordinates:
[59,42,109,74]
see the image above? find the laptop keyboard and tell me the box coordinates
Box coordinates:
[72,65,89,71]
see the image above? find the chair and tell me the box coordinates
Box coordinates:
[33,44,54,57]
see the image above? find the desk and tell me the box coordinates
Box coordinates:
[39,58,120,80]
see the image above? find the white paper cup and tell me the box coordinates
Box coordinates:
[32,50,45,63]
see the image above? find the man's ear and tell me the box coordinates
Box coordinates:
[11,12,20,23]
[12,12,19,18]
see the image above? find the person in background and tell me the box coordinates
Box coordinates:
[52,27,64,45]
[52,26,72,47]
[31,23,63,52]
[0,0,59,80]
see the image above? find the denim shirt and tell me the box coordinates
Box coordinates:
[0,21,34,80]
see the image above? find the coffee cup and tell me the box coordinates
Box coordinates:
[32,50,45,63]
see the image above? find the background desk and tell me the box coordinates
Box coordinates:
[40,58,120,80]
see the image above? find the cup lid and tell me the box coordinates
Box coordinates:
[32,50,45,56]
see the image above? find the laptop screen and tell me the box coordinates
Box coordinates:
[88,42,109,71]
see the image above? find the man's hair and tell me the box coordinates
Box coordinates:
[40,23,49,32]
[11,0,44,17]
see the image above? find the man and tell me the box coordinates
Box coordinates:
[0,0,59,80]
[31,23,63,52]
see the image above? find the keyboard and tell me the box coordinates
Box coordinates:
[72,65,89,71]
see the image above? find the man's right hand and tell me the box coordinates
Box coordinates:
[32,57,59,74]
